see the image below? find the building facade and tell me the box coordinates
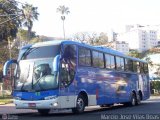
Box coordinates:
[101,41,129,55]
[117,24,158,53]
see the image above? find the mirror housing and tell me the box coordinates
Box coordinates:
[53,55,60,72]
[3,59,17,76]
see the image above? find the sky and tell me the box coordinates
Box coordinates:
[18,0,160,38]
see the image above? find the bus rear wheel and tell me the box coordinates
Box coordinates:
[136,93,141,105]
[72,95,85,114]
[38,109,50,115]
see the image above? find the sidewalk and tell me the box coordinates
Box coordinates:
[149,95,160,99]
[0,103,37,114]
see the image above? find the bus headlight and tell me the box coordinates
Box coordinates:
[53,102,58,107]
[44,95,57,100]
[14,97,21,100]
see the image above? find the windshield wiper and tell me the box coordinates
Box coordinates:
[32,75,46,91]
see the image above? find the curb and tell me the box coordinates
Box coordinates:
[0,102,6,105]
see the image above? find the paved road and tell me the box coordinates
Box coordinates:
[0,96,160,120]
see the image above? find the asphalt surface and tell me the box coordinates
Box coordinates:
[0,96,160,120]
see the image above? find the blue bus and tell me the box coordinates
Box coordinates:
[3,40,150,115]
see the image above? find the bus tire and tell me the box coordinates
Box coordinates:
[129,93,136,106]
[136,93,141,105]
[38,109,50,115]
[72,95,85,114]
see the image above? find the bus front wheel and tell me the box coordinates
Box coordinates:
[129,93,136,106]
[72,95,85,114]
[38,109,50,115]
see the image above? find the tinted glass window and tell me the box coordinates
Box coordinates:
[93,51,99,67]
[79,47,91,66]
[110,55,115,69]
[133,61,138,72]
[116,57,124,71]
[22,45,60,60]
[99,52,104,68]
[125,59,133,72]
[92,51,104,68]
[63,45,77,65]
[140,62,144,73]
[105,54,115,69]
[144,63,149,73]
[60,45,77,87]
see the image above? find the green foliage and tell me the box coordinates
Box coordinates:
[150,81,160,91]
[57,5,70,18]
[0,1,39,41]
[30,37,41,43]
[128,49,141,58]
[17,28,37,41]
[22,3,39,40]
[57,5,70,39]
[0,0,21,41]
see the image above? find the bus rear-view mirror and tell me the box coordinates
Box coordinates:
[3,59,17,77]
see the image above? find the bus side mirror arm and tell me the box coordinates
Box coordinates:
[3,59,17,76]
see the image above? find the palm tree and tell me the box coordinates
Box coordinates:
[57,5,70,39]
[22,4,39,40]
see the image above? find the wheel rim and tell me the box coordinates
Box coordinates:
[137,95,141,104]
[77,98,84,111]
[132,96,136,106]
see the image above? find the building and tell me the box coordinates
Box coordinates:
[112,41,129,55]
[107,29,117,42]
[117,24,158,53]
[101,41,129,55]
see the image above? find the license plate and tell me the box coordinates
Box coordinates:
[28,103,36,108]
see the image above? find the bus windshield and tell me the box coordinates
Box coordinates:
[14,45,60,92]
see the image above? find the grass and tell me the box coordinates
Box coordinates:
[0,99,13,104]
[0,95,13,105]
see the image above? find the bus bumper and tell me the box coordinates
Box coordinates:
[14,98,59,109]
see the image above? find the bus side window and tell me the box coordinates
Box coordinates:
[125,59,133,72]
[137,62,141,73]
[124,59,128,71]
[79,47,91,66]
[115,56,124,71]
[92,51,104,68]
[144,63,149,74]
[133,61,138,73]
[60,44,77,87]
[140,62,144,74]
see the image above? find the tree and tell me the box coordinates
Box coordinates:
[72,32,108,45]
[14,28,37,48]
[145,56,153,67]
[128,49,141,58]
[22,3,39,40]
[0,0,22,41]
[57,5,70,39]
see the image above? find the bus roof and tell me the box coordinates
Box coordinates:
[22,40,147,63]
